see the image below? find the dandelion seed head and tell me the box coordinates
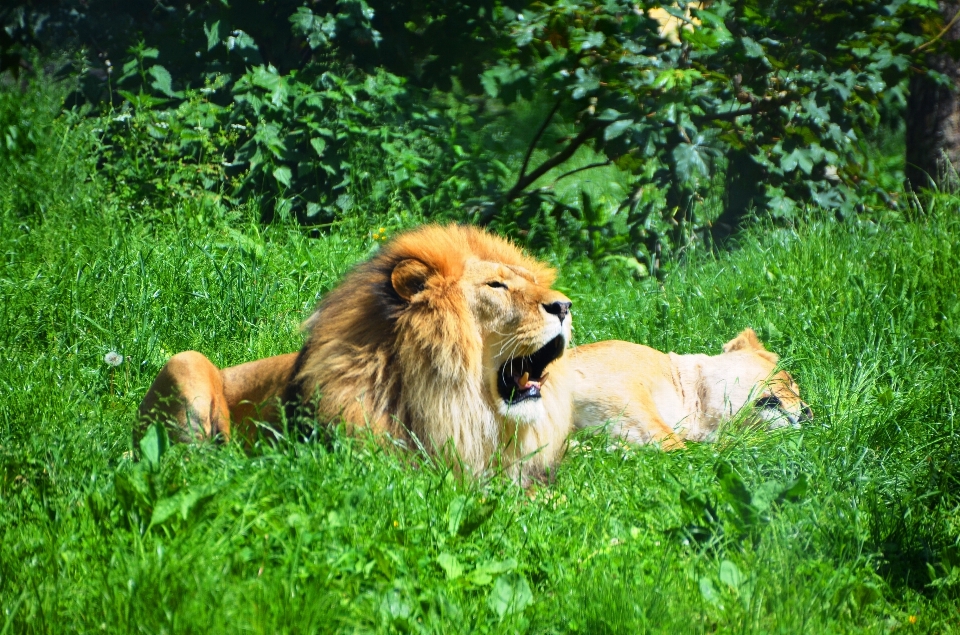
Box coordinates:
[104,351,123,367]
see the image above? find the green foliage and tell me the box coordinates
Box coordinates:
[7,0,943,270]
[3,83,960,631]
[481,0,936,247]
[95,29,478,224]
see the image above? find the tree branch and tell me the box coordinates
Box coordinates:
[504,120,610,203]
[518,96,563,181]
[551,160,613,184]
[694,91,801,123]
[913,8,960,54]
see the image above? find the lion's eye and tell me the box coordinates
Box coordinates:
[755,395,782,410]
[487,281,508,290]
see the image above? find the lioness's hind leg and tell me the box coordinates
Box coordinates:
[137,351,230,444]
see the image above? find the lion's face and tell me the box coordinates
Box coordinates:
[751,368,811,429]
[707,329,812,429]
[456,259,573,425]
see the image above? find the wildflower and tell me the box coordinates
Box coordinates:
[104,351,124,367]
[393,520,399,528]
[908,615,917,625]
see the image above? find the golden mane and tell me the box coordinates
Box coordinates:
[286,224,558,473]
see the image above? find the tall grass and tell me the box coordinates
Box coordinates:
[2,79,959,634]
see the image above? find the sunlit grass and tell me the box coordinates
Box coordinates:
[2,82,960,634]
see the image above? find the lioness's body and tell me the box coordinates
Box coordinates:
[563,329,811,443]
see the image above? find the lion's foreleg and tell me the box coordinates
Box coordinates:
[137,351,231,444]
[137,351,299,447]
[220,352,299,443]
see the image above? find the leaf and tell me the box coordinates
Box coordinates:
[148,65,181,98]
[310,137,327,158]
[571,68,600,100]
[750,479,785,512]
[597,108,622,121]
[602,254,649,278]
[448,496,498,538]
[447,496,468,536]
[672,141,711,182]
[118,90,168,109]
[781,148,814,175]
[741,36,764,58]
[437,553,463,580]
[272,166,292,188]
[487,572,533,618]
[604,119,634,141]
[114,467,153,514]
[766,185,797,217]
[699,577,720,605]
[177,486,218,521]
[716,461,757,530]
[578,31,605,51]
[150,495,181,527]
[716,462,750,506]
[480,63,529,101]
[719,560,744,590]
[139,421,169,470]
[250,65,289,105]
[468,558,517,586]
[203,21,223,51]
[777,473,808,504]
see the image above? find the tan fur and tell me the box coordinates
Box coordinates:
[137,352,297,445]
[561,329,811,443]
[138,225,574,485]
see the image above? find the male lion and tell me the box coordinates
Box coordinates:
[562,328,812,443]
[138,225,576,484]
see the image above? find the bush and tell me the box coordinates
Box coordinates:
[3,0,943,271]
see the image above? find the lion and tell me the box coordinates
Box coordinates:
[138,224,576,484]
[561,328,812,444]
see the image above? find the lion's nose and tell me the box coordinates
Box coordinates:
[800,405,813,421]
[543,300,572,322]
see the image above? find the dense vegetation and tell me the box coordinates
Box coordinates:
[3,71,960,632]
[1,0,947,271]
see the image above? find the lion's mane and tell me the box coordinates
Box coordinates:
[285,225,558,473]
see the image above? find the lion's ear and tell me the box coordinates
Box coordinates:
[722,328,766,353]
[391,258,432,301]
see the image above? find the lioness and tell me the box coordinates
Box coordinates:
[562,328,812,443]
[139,224,577,484]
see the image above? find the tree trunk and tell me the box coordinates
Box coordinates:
[712,147,766,246]
[906,2,960,190]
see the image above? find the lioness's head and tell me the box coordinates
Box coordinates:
[709,328,812,429]
[291,224,571,475]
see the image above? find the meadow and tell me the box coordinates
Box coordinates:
[2,81,960,634]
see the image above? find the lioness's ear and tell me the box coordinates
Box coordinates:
[391,258,432,301]
[722,328,766,353]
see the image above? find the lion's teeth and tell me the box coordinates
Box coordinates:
[519,371,529,387]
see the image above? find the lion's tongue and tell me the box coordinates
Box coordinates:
[515,371,542,391]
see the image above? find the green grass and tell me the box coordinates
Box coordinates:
[3,82,960,634]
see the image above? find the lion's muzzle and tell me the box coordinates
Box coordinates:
[497,335,566,405]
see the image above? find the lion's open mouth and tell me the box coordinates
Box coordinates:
[497,335,566,405]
